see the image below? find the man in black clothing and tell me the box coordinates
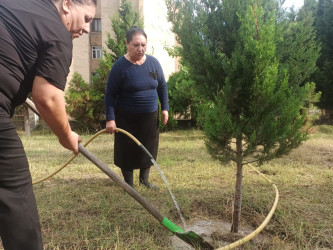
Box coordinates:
[0,0,96,249]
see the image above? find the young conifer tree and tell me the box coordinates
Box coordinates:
[167,0,318,232]
[205,2,309,232]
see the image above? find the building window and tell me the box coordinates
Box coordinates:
[92,46,102,59]
[91,18,101,32]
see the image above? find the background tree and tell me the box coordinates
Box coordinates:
[106,0,144,63]
[167,0,319,233]
[312,0,333,110]
[66,0,143,131]
[167,67,202,123]
[277,0,320,87]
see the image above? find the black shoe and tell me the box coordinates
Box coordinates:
[140,181,159,190]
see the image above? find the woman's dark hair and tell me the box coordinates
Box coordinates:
[126,26,147,43]
[72,0,97,6]
[52,0,97,7]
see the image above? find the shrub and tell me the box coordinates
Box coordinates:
[66,72,106,132]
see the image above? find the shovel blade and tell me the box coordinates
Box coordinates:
[175,231,214,249]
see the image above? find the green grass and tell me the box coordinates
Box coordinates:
[3,126,332,249]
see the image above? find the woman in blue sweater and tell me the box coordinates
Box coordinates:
[105,26,169,189]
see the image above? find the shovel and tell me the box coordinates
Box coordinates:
[78,143,214,249]
[24,98,214,249]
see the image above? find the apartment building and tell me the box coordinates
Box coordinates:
[68,0,177,85]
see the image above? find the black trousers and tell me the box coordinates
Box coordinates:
[0,108,43,250]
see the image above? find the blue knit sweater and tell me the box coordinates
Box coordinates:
[105,55,169,121]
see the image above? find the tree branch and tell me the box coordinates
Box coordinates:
[252,1,260,43]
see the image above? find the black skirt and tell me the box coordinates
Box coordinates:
[114,108,159,170]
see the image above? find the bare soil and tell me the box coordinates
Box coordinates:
[170,219,269,249]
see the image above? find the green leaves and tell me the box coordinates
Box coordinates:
[312,0,333,108]
[167,0,319,165]
[106,0,143,63]
[65,72,105,132]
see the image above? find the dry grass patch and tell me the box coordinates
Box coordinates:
[5,126,331,249]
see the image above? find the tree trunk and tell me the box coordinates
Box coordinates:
[23,106,31,137]
[231,135,243,233]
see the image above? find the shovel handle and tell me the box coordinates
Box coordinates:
[24,98,214,249]
[24,98,40,117]
[78,144,164,223]
[24,98,166,226]
[79,145,214,249]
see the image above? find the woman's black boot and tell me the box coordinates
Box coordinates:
[121,168,134,188]
[139,167,159,190]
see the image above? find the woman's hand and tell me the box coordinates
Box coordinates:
[106,120,116,133]
[58,131,82,154]
[161,110,169,125]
